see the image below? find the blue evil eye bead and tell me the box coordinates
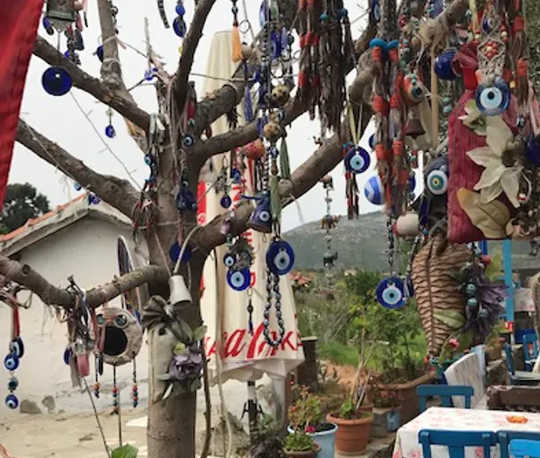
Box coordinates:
[74,182,82,191]
[465,283,477,296]
[369,134,376,150]
[475,78,510,116]
[364,175,385,205]
[371,0,381,22]
[63,347,72,365]
[220,195,232,209]
[231,168,242,184]
[176,3,185,15]
[426,169,448,195]
[266,240,295,276]
[435,49,458,80]
[144,68,157,81]
[88,194,101,205]
[409,174,416,193]
[9,337,24,358]
[223,253,236,268]
[376,277,406,309]
[144,154,153,166]
[96,45,104,62]
[182,134,194,148]
[5,394,18,410]
[345,147,370,174]
[105,124,116,138]
[8,377,18,391]
[42,67,72,96]
[173,16,187,37]
[42,17,54,35]
[227,268,251,291]
[4,353,19,371]
[169,242,192,263]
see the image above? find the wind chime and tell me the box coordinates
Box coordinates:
[320,176,338,290]
[41,0,90,96]
[3,288,25,410]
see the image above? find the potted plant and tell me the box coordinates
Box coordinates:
[327,329,374,454]
[288,386,337,458]
[283,432,321,458]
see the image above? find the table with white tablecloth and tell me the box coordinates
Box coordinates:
[392,407,540,458]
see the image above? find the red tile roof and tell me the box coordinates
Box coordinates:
[0,193,87,242]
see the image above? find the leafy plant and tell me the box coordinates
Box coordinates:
[288,385,323,432]
[283,432,314,452]
[111,444,138,458]
[338,399,356,419]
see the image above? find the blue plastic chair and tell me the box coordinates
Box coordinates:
[419,429,497,458]
[522,333,539,371]
[504,344,540,385]
[416,384,474,412]
[509,439,540,458]
[498,431,540,458]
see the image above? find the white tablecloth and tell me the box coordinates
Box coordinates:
[392,407,540,458]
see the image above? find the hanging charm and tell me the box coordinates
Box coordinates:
[105,108,116,138]
[4,305,23,410]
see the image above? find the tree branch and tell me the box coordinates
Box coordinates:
[0,255,168,308]
[175,0,217,111]
[16,119,139,220]
[33,36,150,131]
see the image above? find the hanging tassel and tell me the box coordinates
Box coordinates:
[270,175,281,222]
[232,25,243,62]
[279,138,291,179]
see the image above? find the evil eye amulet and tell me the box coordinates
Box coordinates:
[364,175,385,205]
[223,253,236,268]
[266,240,295,276]
[4,353,19,371]
[42,67,72,96]
[475,78,510,116]
[434,49,458,80]
[376,277,406,309]
[426,169,448,195]
[9,337,24,358]
[173,16,187,37]
[220,195,232,209]
[5,394,18,410]
[345,147,370,174]
[105,125,116,138]
[96,45,104,62]
[63,347,72,365]
[227,268,251,291]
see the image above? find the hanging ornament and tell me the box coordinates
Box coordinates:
[4,304,23,410]
[42,67,72,96]
[95,45,104,62]
[344,146,370,174]
[266,239,295,276]
[475,77,510,116]
[173,1,187,37]
[105,108,116,138]
[45,0,76,32]
[364,175,385,205]
[376,276,406,309]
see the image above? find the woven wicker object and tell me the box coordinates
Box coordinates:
[411,235,472,356]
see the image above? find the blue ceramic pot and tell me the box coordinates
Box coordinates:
[288,424,338,458]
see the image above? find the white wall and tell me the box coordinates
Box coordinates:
[0,216,149,415]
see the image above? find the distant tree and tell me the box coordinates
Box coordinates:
[0,183,50,234]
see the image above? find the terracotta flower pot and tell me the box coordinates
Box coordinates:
[327,412,373,455]
[283,443,321,458]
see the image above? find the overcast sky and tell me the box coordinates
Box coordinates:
[13,0,391,231]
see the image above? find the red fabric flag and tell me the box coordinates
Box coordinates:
[0,0,44,209]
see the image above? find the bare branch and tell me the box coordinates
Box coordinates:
[97,0,124,89]
[0,255,168,308]
[175,0,217,111]
[33,36,150,131]
[16,119,139,220]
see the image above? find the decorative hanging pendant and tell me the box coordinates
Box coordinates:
[376,276,406,309]
[266,240,295,276]
[227,268,251,291]
[46,0,76,31]
[42,67,72,96]
[364,175,385,205]
[475,77,510,116]
[4,307,23,409]
[344,146,370,174]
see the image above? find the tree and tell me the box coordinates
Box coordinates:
[7,1,468,457]
[0,183,50,234]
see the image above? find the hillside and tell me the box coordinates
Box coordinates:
[284,212,388,271]
[285,212,540,273]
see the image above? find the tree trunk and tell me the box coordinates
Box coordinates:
[144,141,205,458]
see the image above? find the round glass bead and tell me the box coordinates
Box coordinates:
[105,124,116,138]
[96,45,104,62]
[42,67,72,96]
[8,377,18,391]
[467,297,478,307]
[74,182,82,191]
[465,283,477,296]
[176,3,185,16]
[173,16,186,37]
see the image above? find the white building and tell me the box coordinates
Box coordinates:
[0,194,149,414]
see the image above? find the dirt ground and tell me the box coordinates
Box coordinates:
[0,409,149,458]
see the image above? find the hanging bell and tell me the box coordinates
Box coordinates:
[46,0,76,31]
[404,113,425,139]
[247,192,272,233]
[169,275,192,306]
